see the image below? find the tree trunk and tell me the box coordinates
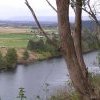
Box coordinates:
[96,25,100,47]
[56,0,98,100]
[73,0,88,78]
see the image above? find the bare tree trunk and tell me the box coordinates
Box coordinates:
[73,0,88,79]
[56,0,98,100]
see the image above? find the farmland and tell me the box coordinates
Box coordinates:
[0,26,58,63]
[0,27,30,34]
[0,26,33,48]
[0,26,57,48]
[0,33,32,48]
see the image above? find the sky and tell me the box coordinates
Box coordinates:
[0,0,57,20]
[0,0,99,20]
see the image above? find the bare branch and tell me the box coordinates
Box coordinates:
[45,0,57,13]
[87,0,100,25]
[70,1,76,13]
[25,0,58,48]
[71,0,100,26]
[46,0,76,14]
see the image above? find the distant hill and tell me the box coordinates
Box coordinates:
[1,15,99,22]
[82,21,95,31]
[6,16,78,22]
[7,16,95,22]
[0,20,57,28]
[82,20,100,31]
[8,16,58,22]
[0,18,99,32]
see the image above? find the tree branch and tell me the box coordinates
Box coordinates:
[87,0,100,25]
[45,0,57,13]
[25,0,58,48]
[70,0,100,25]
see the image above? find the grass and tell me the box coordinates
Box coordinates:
[0,33,37,48]
[0,33,32,39]
[49,75,100,100]
[49,90,79,100]
[0,39,28,48]
[0,27,30,34]
[0,26,58,48]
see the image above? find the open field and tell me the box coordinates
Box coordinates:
[0,33,32,39]
[0,27,39,63]
[0,26,57,48]
[0,27,30,34]
[0,39,28,48]
[0,27,57,34]
[0,27,35,48]
[0,26,32,47]
[0,33,33,48]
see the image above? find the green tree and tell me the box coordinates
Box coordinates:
[0,51,6,69]
[23,50,29,60]
[5,48,17,69]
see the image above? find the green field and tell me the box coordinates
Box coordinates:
[0,26,57,48]
[0,33,33,48]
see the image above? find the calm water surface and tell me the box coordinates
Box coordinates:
[0,51,99,100]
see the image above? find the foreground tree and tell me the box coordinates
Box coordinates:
[25,0,100,99]
[73,0,88,78]
[56,1,97,100]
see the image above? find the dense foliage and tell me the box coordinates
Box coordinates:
[27,30,100,57]
[23,50,29,60]
[0,51,6,69]
[0,48,17,70]
[5,48,17,69]
[27,38,60,57]
[82,28,100,52]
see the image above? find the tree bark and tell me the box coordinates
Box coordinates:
[73,0,88,79]
[56,0,98,100]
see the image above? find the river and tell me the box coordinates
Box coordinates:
[0,51,99,100]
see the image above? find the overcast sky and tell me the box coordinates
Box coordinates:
[0,0,56,20]
[0,0,99,20]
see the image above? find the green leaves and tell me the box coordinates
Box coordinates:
[5,48,17,69]
[23,50,29,60]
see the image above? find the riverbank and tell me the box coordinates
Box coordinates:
[17,48,99,65]
[0,47,99,70]
[0,47,61,66]
[17,52,61,65]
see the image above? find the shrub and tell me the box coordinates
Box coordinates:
[49,91,79,100]
[27,39,45,51]
[23,50,29,60]
[5,48,17,69]
[82,29,100,52]
[0,51,6,69]
[27,39,60,57]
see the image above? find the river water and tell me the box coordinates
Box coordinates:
[0,51,99,100]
